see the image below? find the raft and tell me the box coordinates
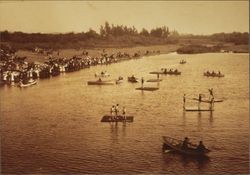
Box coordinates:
[135,87,159,91]
[184,108,214,112]
[87,80,114,85]
[146,79,163,82]
[162,136,210,157]
[101,115,134,122]
[192,98,223,103]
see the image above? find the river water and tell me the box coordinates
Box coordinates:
[1,53,249,174]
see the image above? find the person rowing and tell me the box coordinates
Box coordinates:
[196,141,207,153]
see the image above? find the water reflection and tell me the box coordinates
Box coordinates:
[162,152,210,171]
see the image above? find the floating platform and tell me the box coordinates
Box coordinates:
[184,108,214,112]
[146,79,163,82]
[135,87,159,91]
[192,98,223,103]
[101,115,134,122]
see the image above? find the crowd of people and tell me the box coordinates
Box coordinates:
[0,46,161,86]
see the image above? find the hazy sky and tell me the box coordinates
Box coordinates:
[0,1,248,34]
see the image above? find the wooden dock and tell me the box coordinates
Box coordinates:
[101,115,134,122]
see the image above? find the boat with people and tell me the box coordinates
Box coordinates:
[162,136,210,157]
[128,75,138,83]
[95,71,110,77]
[204,71,224,77]
[180,60,187,64]
[150,69,181,75]
[115,76,123,84]
[87,79,114,85]
[18,79,37,87]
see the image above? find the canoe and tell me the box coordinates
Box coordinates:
[162,136,210,156]
[192,98,223,103]
[87,80,114,85]
[203,72,224,77]
[150,71,181,75]
[101,115,134,122]
[184,108,214,112]
[146,79,163,82]
[135,87,159,91]
[128,77,138,83]
[19,80,37,87]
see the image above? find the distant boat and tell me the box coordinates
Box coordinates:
[162,136,210,157]
[128,76,138,83]
[150,70,181,75]
[95,72,110,77]
[180,60,187,64]
[19,79,37,87]
[204,72,224,78]
[87,80,114,85]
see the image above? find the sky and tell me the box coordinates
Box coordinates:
[0,1,249,35]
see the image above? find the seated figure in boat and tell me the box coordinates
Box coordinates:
[218,71,221,75]
[98,78,102,82]
[196,141,206,153]
[206,70,210,75]
[174,69,178,73]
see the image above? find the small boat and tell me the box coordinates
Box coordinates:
[192,98,223,103]
[203,72,224,78]
[128,76,138,83]
[101,115,134,122]
[150,71,181,75]
[95,72,110,77]
[162,136,210,157]
[180,60,186,64]
[115,76,123,84]
[135,87,159,91]
[87,80,114,85]
[146,79,163,82]
[19,80,37,87]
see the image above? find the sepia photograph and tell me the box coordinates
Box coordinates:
[0,1,249,174]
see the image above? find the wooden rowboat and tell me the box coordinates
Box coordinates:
[19,80,37,87]
[184,108,214,112]
[162,136,210,157]
[203,72,224,77]
[192,98,223,103]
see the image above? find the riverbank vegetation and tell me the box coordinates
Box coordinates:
[0,22,248,53]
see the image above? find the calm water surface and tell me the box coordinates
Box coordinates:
[1,53,249,174]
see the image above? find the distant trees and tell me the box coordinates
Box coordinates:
[211,32,249,45]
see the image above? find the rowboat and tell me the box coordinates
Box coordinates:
[192,98,223,103]
[101,115,134,122]
[150,71,181,75]
[135,87,159,91]
[87,80,114,85]
[180,60,186,64]
[95,72,110,77]
[19,80,37,87]
[146,79,162,82]
[203,72,224,77]
[162,136,210,156]
[128,76,138,83]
